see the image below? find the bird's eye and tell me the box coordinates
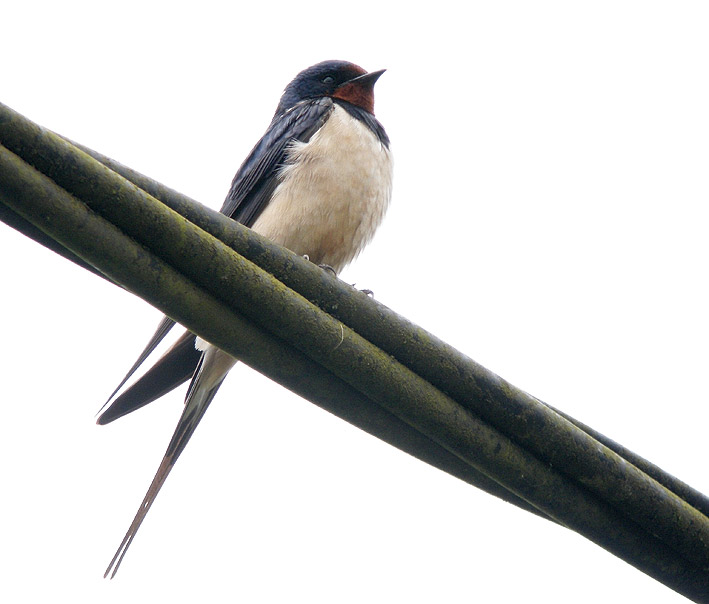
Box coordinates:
[321,76,335,84]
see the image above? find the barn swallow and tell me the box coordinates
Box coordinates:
[99,60,393,577]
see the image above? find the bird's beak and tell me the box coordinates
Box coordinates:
[341,69,386,89]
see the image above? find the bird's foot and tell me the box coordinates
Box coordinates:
[348,283,374,297]
[318,264,338,278]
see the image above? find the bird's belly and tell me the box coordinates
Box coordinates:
[251,105,393,273]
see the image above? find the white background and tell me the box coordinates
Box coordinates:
[2,2,708,602]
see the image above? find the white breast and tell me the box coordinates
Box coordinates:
[250,104,393,273]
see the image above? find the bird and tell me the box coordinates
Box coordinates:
[98,60,393,578]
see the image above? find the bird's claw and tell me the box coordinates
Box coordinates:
[318,264,338,278]
[349,283,374,297]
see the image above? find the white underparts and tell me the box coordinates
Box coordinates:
[251,104,393,274]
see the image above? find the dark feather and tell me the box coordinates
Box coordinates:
[103,354,226,578]
[97,332,200,424]
[97,316,177,420]
[220,98,334,223]
[335,100,390,148]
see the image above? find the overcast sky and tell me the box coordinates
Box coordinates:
[2,2,708,602]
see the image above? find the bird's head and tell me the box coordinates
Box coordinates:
[276,60,385,116]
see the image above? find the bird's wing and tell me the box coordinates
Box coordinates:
[96,329,199,424]
[219,97,334,224]
[96,98,334,425]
